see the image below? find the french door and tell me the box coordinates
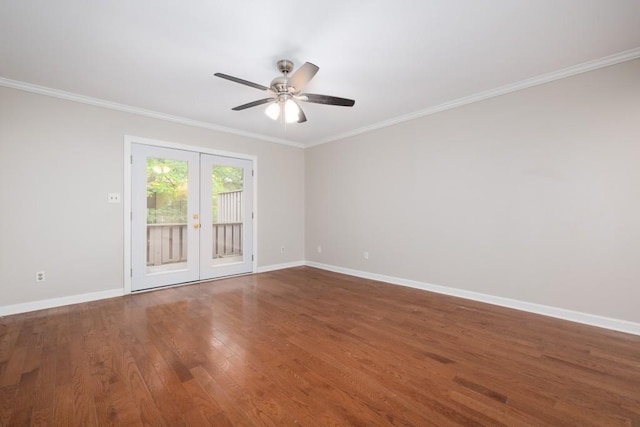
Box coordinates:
[131,143,253,291]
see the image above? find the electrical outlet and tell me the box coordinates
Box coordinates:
[36,271,46,282]
[280,246,285,253]
[108,193,121,203]
[364,251,369,260]
[317,245,322,253]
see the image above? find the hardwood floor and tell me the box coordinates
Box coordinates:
[1,266,639,426]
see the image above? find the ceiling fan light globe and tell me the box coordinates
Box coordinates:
[284,99,300,123]
[265,103,280,120]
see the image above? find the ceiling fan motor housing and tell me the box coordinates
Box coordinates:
[270,76,289,93]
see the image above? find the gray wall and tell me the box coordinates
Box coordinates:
[2,59,639,325]
[306,59,640,323]
[0,86,305,307]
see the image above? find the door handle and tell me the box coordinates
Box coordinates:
[193,223,200,229]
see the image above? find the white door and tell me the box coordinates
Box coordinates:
[131,143,253,291]
[199,153,253,279]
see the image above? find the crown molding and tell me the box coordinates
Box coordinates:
[0,77,305,148]
[307,47,640,147]
[2,48,638,149]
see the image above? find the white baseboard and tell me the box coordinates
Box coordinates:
[0,288,124,317]
[257,260,306,273]
[0,261,306,317]
[4,262,639,337]
[305,261,640,336]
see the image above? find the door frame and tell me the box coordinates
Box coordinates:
[123,135,258,294]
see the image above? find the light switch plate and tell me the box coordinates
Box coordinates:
[108,193,121,203]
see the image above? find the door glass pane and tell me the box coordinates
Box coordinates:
[146,158,189,274]
[210,165,244,266]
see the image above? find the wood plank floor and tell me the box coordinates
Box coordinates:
[1,266,639,426]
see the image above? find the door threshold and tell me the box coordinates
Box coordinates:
[130,271,255,294]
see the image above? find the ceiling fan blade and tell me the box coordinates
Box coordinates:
[299,93,355,107]
[214,73,269,91]
[288,62,319,93]
[231,98,274,111]
[297,104,307,123]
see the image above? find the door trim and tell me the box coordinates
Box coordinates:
[123,135,258,294]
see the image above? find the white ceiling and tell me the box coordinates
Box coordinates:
[1,0,639,147]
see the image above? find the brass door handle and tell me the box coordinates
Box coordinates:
[193,223,200,229]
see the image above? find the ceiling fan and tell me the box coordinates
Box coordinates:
[214,59,355,123]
